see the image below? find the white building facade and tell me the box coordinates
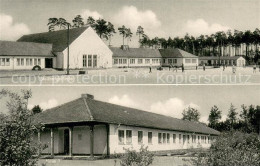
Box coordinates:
[34,94,219,157]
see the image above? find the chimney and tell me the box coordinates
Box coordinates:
[81,94,94,100]
[121,45,129,51]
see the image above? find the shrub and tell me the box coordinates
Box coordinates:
[120,146,154,166]
[193,131,260,166]
[0,89,42,166]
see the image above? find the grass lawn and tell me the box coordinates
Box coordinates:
[0,66,259,85]
[37,156,193,166]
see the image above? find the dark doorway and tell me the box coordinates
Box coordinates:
[45,58,53,68]
[64,129,69,155]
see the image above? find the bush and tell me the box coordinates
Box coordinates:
[120,146,154,166]
[193,131,260,166]
[32,65,41,71]
[0,89,42,166]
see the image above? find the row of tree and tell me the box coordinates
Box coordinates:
[47,15,260,63]
[182,103,260,134]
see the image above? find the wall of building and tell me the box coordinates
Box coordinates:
[109,124,212,154]
[199,57,246,66]
[62,27,113,69]
[38,125,107,155]
[0,56,46,70]
[112,58,161,68]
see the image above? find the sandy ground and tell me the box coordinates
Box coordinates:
[37,156,193,166]
[0,67,259,85]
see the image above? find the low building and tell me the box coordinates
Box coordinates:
[110,46,162,68]
[17,26,113,69]
[159,49,199,68]
[111,47,199,68]
[198,56,246,66]
[0,41,54,70]
[34,94,219,157]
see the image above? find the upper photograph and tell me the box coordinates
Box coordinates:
[0,0,259,85]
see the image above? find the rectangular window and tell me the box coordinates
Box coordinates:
[167,133,170,143]
[21,59,24,66]
[148,132,152,144]
[119,59,122,64]
[152,59,156,64]
[198,136,200,143]
[126,130,132,144]
[192,59,197,63]
[130,59,135,64]
[174,59,177,63]
[38,59,41,66]
[118,130,124,144]
[93,55,97,67]
[208,136,210,144]
[83,55,87,67]
[26,58,29,66]
[30,59,33,66]
[5,58,10,66]
[34,59,37,65]
[185,59,191,63]
[0,58,5,66]
[187,135,190,143]
[17,58,20,66]
[114,59,118,65]
[173,134,176,143]
[179,134,181,143]
[138,59,143,64]
[163,59,166,63]
[88,55,92,67]
[163,133,166,143]
[123,59,127,64]
[158,133,162,144]
[138,131,143,144]
[168,59,172,64]
[145,59,150,64]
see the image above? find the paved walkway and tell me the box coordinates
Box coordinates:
[38,156,193,166]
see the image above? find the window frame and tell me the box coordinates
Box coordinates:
[138,131,143,144]
[118,130,125,145]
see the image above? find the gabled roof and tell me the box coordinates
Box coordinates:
[159,48,198,58]
[198,56,244,60]
[17,27,89,52]
[34,96,220,135]
[110,47,162,58]
[0,40,53,57]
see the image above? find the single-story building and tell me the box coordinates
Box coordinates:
[110,46,162,68]
[159,49,199,68]
[110,46,199,68]
[17,26,113,70]
[198,56,246,67]
[33,94,219,157]
[0,41,54,70]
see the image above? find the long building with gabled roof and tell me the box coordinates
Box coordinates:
[33,94,219,157]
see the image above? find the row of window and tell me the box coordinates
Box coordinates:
[17,58,41,66]
[0,58,10,66]
[83,55,97,68]
[185,59,197,64]
[118,130,212,145]
[113,58,161,65]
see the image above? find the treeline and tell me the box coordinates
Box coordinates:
[182,104,260,134]
[47,15,260,63]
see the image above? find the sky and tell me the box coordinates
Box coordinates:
[0,0,259,47]
[0,85,259,124]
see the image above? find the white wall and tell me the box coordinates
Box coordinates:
[62,27,113,69]
[38,125,107,155]
[0,56,46,70]
[109,124,212,154]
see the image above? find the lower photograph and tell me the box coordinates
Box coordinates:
[0,85,259,166]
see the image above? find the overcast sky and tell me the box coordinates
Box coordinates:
[0,85,259,123]
[0,0,259,47]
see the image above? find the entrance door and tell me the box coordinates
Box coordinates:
[45,58,53,68]
[64,129,69,155]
